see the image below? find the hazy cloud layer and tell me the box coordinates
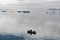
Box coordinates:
[0,0,60,39]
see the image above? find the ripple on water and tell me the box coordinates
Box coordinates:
[0,35,25,40]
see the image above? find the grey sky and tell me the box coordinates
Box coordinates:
[0,0,60,38]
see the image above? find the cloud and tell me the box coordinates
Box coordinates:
[0,0,60,38]
[0,0,19,5]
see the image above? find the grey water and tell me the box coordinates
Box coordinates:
[0,34,59,40]
[0,35,25,40]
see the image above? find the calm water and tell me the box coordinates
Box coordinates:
[0,34,59,40]
[0,35,25,40]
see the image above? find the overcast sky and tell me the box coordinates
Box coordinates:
[0,0,60,39]
[0,0,60,6]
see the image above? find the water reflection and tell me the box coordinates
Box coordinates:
[0,35,25,40]
[0,34,59,40]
